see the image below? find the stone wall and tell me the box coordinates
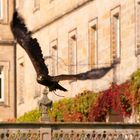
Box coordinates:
[0,0,15,120]
[16,0,139,117]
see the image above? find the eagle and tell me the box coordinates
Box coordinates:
[10,11,114,92]
[10,11,67,91]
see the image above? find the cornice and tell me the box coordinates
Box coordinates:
[33,0,94,33]
[0,39,15,45]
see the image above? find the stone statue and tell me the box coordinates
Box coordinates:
[38,88,52,121]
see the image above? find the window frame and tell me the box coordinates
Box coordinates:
[0,67,4,102]
[0,0,3,20]
[110,6,121,64]
[0,62,9,105]
[136,1,140,55]
[33,0,40,12]
[49,39,58,76]
[18,57,25,105]
[16,0,24,10]
[68,29,77,74]
[88,18,98,69]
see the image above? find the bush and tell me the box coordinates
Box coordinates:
[17,109,41,122]
[48,98,73,122]
[88,83,133,122]
[48,90,98,122]
[16,90,98,122]
[130,69,140,104]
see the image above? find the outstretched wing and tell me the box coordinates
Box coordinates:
[10,11,48,77]
[11,11,68,92]
[52,65,114,81]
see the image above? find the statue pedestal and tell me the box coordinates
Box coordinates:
[41,113,49,122]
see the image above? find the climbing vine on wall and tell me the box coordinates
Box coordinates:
[88,82,133,122]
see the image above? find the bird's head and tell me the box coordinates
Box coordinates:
[37,75,46,83]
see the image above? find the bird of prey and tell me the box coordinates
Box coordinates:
[10,11,114,92]
[10,11,67,91]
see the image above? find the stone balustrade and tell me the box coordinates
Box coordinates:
[0,122,140,140]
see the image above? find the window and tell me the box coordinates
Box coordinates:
[0,62,9,105]
[88,18,98,69]
[0,0,8,23]
[34,0,40,12]
[18,61,24,104]
[16,0,24,10]
[34,81,41,98]
[111,6,121,63]
[68,29,77,74]
[0,0,3,20]
[49,0,54,3]
[136,1,140,54]
[0,67,4,102]
[34,70,41,98]
[50,39,58,76]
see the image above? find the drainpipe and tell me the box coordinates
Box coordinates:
[13,41,17,119]
[13,0,17,119]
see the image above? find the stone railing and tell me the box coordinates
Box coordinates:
[0,122,140,139]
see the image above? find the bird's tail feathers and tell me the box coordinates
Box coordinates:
[57,84,67,92]
[49,82,67,92]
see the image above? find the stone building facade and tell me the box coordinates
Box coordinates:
[15,0,140,117]
[0,0,16,120]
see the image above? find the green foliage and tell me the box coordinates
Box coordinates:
[48,98,73,122]
[17,109,41,122]
[48,90,98,122]
[131,69,140,89]
[130,69,140,121]
[74,90,98,116]
[130,69,140,104]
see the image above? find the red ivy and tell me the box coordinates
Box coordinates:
[88,82,133,122]
[63,112,83,122]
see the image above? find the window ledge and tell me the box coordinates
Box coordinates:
[135,48,140,56]
[18,100,24,105]
[33,6,40,13]
[112,57,120,64]
[0,102,10,107]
